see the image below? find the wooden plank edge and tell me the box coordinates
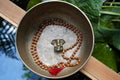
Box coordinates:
[81,56,120,80]
[0,0,26,27]
[80,69,98,80]
[0,12,17,27]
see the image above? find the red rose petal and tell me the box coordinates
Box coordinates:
[48,66,64,76]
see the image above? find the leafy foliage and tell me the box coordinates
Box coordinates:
[92,43,118,71]
[64,0,103,23]
[26,0,42,10]
[98,2,120,50]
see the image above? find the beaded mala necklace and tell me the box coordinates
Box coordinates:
[30,18,83,76]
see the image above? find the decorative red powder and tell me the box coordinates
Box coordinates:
[48,66,64,76]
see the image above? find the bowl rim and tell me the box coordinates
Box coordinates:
[16,0,94,79]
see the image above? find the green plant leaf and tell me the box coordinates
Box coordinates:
[26,0,42,10]
[92,43,118,72]
[64,0,103,23]
[101,5,120,17]
[98,11,120,50]
[104,2,120,5]
[94,2,120,50]
[100,11,120,16]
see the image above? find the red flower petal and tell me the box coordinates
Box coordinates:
[48,66,64,76]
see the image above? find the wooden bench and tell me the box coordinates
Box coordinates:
[0,0,120,80]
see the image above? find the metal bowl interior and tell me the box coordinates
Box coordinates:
[16,1,94,79]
